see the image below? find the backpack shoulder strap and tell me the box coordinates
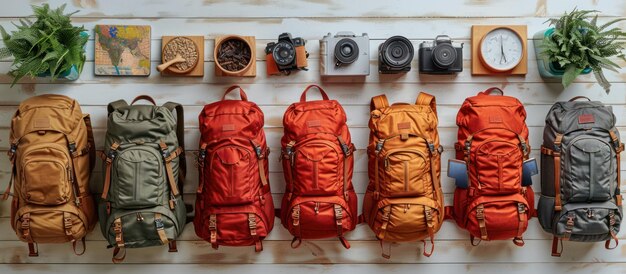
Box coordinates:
[107,100,129,115]
[416,92,437,116]
[163,102,186,181]
[370,95,389,111]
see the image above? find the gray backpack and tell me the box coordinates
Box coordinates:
[98,95,187,263]
[539,96,623,256]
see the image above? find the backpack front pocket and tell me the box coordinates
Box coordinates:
[554,202,622,242]
[373,197,440,242]
[465,195,529,241]
[285,196,354,240]
[381,149,431,197]
[292,140,342,195]
[564,137,614,203]
[206,145,257,206]
[15,203,88,243]
[474,140,522,195]
[20,143,72,205]
[112,146,164,208]
[106,208,179,248]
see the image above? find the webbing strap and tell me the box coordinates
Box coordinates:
[209,214,218,249]
[476,204,488,240]
[423,206,435,257]
[249,213,263,252]
[155,213,169,245]
[63,212,75,243]
[101,143,119,200]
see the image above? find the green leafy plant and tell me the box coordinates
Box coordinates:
[0,4,87,86]
[540,9,626,92]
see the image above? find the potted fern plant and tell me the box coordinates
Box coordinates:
[533,9,626,93]
[0,4,88,86]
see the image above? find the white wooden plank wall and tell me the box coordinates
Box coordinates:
[0,0,625,273]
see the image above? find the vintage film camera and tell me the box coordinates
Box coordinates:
[266,33,309,75]
[378,35,414,74]
[320,32,370,76]
[418,35,463,74]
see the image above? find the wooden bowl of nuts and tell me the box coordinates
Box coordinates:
[214,35,256,77]
[160,36,200,74]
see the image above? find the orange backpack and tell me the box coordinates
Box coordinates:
[449,87,535,246]
[280,85,358,249]
[362,92,444,259]
[3,94,97,257]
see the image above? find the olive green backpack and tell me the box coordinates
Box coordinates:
[98,95,187,263]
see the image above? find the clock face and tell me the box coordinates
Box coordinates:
[479,28,524,71]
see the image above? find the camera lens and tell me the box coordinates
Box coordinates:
[272,41,296,66]
[380,36,413,68]
[432,42,457,68]
[334,38,359,65]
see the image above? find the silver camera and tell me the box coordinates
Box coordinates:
[320,32,370,76]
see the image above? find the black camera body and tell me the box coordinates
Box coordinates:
[378,35,414,74]
[265,33,308,75]
[419,35,463,74]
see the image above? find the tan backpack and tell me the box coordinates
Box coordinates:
[2,94,97,257]
[362,92,444,259]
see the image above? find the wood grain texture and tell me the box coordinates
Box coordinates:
[0,0,625,273]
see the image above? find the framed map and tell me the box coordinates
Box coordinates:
[94,25,151,76]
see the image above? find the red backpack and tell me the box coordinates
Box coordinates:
[280,85,358,249]
[194,86,275,252]
[448,87,535,246]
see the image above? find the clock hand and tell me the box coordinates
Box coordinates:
[500,35,506,64]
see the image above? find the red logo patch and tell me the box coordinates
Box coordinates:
[222,124,235,131]
[307,120,321,128]
[489,116,503,123]
[578,114,595,124]
[397,122,411,130]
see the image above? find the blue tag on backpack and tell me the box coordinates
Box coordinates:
[522,158,538,186]
[448,159,469,189]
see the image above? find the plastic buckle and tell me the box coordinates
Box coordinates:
[68,142,77,153]
[107,150,118,160]
[465,140,471,151]
[517,203,526,214]
[375,140,384,154]
[155,218,164,230]
[209,218,217,230]
[340,143,351,156]
[476,207,484,219]
[521,143,528,153]
[254,146,263,159]
[427,143,435,153]
[161,149,171,159]
[9,144,17,154]
[553,144,561,152]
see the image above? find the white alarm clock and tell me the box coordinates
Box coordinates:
[478,27,524,72]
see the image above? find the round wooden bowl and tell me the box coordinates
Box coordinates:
[162,36,199,74]
[214,35,253,76]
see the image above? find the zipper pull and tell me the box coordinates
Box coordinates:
[404,204,410,213]
[384,158,390,169]
[259,195,265,206]
[314,202,320,215]
[136,212,144,222]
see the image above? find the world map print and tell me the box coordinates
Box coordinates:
[94,25,151,76]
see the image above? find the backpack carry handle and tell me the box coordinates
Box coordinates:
[222,85,248,101]
[300,85,330,102]
[481,87,504,96]
[568,96,591,102]
[131,95,157,106]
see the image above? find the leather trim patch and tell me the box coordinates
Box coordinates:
[307,120,321,128]
[33,118,50,128]
[578,114,595,124]
[222,124,235,131]
[489,116,503,123]
[397,122,411,130]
